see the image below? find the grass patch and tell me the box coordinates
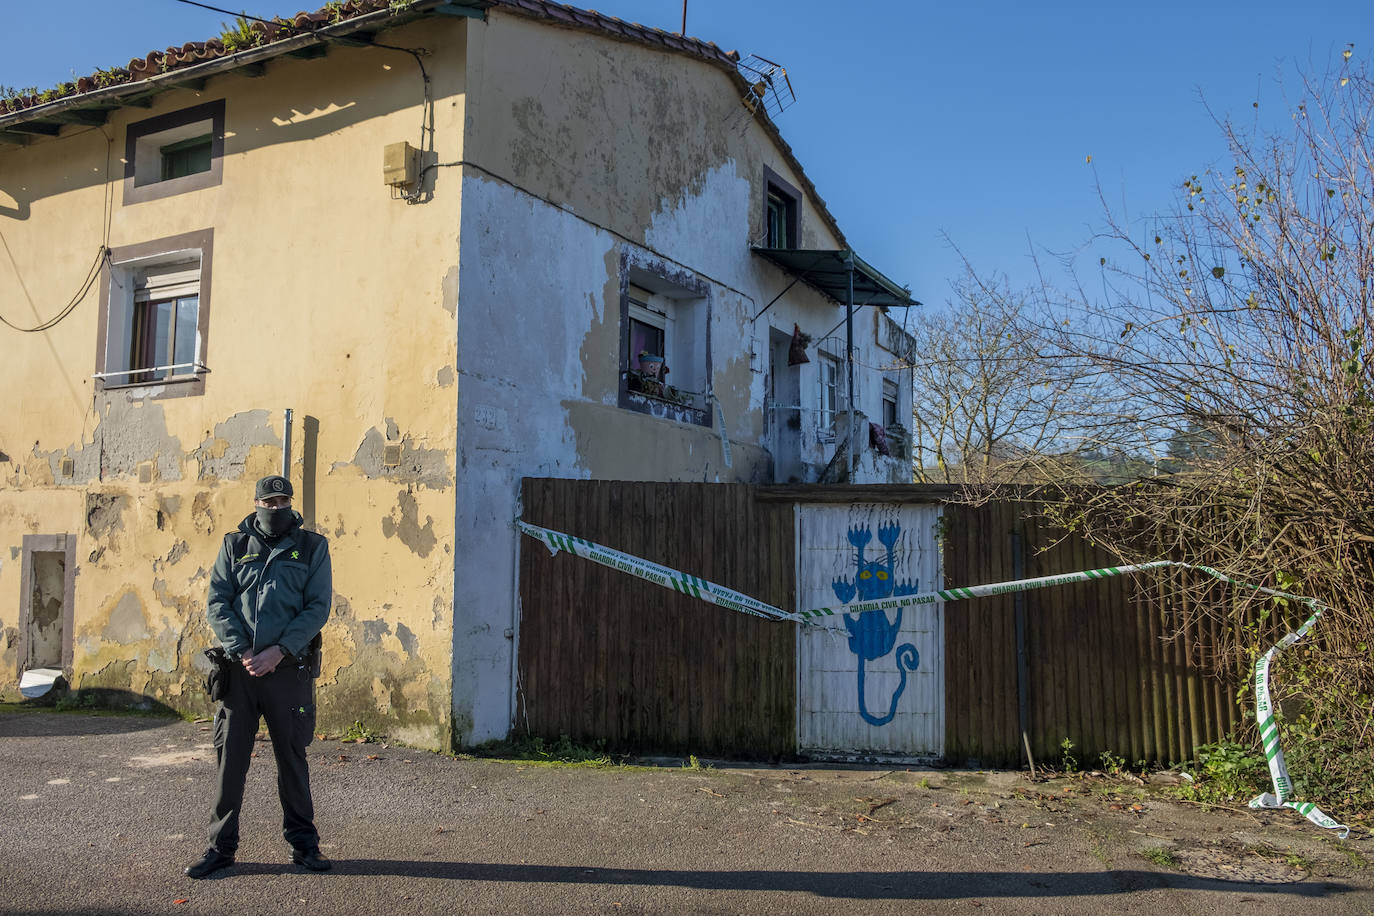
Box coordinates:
[472,733,619,768]
[1335,844,1368,869]
[342,720,383,744]
[1141,846,1179,869]
[1285,852,1312,870]
[1245,843,1312,871]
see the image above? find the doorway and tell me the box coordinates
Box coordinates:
[19,534,75,675]
[768,327,802,483]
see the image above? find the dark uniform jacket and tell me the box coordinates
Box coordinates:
[207,512,331,660]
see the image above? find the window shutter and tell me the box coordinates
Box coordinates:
[134,262,199,301]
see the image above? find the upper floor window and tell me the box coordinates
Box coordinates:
[95,229,213,399]
[762,165,800,249]
[123,100,225,205]
[127,264,200,384]
[882,377,900,429]
[626,284,666,373]
[618,255,712,427]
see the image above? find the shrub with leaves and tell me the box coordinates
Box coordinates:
[1012,51,1374,814]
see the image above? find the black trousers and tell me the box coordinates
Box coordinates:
[206,660,319,855]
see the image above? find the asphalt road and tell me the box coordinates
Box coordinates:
[2,709,1370,914]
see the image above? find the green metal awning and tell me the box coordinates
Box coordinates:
[751,247,920,309]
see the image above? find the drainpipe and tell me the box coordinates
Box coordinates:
[282,408,293,479]
[845,251,855,483]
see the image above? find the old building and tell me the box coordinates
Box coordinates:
[0,0,917,749]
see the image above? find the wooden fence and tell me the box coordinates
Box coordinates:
[941,500,1239,768]
[518,479,797,756]
[517,479,1240,765]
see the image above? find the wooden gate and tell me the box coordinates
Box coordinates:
[796,502,944,758]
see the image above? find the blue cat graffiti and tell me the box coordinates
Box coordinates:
[830,523,921,726]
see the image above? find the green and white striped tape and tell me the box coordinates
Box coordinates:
[517,518,1348,836]
[1247,608,1349,838]
[516,520,797,623]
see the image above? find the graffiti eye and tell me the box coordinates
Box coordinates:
[877,571,889,580]
[859,570,871,579]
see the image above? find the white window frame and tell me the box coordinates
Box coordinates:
[95,229,213,399]
[618,253,713,426]
[818,353,840,440]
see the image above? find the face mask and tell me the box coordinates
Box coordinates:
[255,507,294,538]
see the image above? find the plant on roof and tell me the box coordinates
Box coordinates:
[219,16,265,54]
[91,67,126,89]
[0,85,40,102]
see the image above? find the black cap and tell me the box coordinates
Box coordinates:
[255,475,294,500]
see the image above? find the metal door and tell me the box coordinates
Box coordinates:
[797,503,944,758]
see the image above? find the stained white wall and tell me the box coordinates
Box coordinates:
[451,10,919,744]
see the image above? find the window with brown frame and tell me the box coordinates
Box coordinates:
[123,100,225,205]
[762,165,801,249]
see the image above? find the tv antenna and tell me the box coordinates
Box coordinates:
[736,55,796,120]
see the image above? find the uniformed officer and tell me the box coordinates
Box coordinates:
[186,475,333,878]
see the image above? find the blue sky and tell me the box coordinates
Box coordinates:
[5,0,1371,308]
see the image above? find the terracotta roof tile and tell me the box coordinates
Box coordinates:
[0,0,741,115]
[0,1,393,113]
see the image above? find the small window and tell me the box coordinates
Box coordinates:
[762,165,800,248]
[160,134,213,181]
[882,378,900,429]
[618,257,712,426]
[123,100,225,205]
[96,229,213,399]
[819,354,840,437]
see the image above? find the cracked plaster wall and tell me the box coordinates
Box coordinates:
[0,18,467,751]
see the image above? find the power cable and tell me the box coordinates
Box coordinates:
[0,127,114,333]
[0,245,108,333]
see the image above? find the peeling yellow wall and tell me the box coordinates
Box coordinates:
[0,18,467,750]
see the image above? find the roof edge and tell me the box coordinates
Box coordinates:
[0,0,439,128]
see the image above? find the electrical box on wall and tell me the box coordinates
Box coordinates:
[383,141,419,188]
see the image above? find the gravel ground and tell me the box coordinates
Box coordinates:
[2,708,1371,915]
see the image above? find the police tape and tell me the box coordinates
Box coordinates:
[1249,608,1349,838]
[516,520,796,623]
[516,518,1348,837]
